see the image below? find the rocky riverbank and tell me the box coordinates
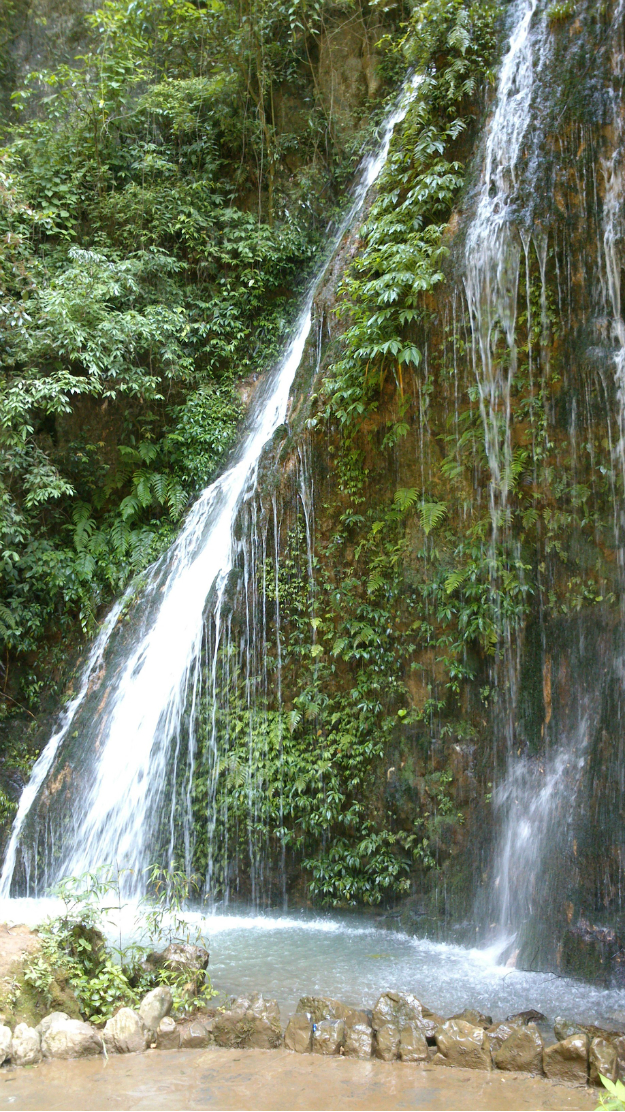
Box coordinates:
[0,985,620,1093]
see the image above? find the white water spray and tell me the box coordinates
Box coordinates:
[0,78,420,898]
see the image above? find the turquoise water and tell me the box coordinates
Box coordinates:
[3,898,624,1029]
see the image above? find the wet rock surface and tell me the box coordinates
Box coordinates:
[41,1017,102,1060]
[374,1023,400,1062]
[284,1012,312,1054]
[543,1033,589,1085]
[156,1016,180,1051]
[0,1024,11,1065]
[212,993,282,1050]
[11,1023,41,1067]
[493,1023,543,1074]
[139,986,173,1034]
[296,996,350,1024]
[434,1019,492,1071]
[589,1036,618,1084]
[312,1018,345,1056]
[179,1018,213,1049]
[103,1008,148,1055]
[344,1023,374,1060]
[399,1022,429,1062]
[0,1045,598,1111]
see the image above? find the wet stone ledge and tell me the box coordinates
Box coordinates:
[0,987,623,1090]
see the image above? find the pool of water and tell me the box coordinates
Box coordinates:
[3,899,625,1030]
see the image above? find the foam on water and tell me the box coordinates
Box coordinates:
[4,897,625,1028]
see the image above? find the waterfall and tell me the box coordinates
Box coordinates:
[464,0,625,955]
[0,77,420,900]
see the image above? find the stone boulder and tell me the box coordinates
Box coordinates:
[312,1018,345,1056]
[213,994,282,1050]
[493,1023,543,1074]
[452,1008,492,1030]
[284,1012,312,1054]
[144,942,209,993]
[103,1008,148,1054]
[375,1023,400,1061]
[613,1035,625,1079]
[296,996,350,1024]
[139,986,173,1033]
[590,1037,618,1084]
[42,1017,102,1060]
[434,1019,492,1071]
[506,1010,547,1026]
[543,1034,589,1084]
[156,1016,180,1051]
[486,1022,518,1053]
[178,1017,213,1049]
[150,942,209,974]
[554,1016,585,1042]
[37,1012,70,1038]
[344,1023,373,1059]
[399,1022,429,1063]
[12,1023,41,1067]
[372,991,437,1042]
[0,1025,11,1065]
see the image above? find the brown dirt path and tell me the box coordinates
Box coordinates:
[0,1046,599,1111]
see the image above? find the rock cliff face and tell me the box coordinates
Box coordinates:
[211,0,625,979]
[4,0,625,986]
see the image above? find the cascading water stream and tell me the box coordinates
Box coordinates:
[462,0,599,951]
[468,0,625,955]
[0,78,420,899]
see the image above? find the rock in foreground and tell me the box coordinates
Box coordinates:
[103,1008,148,1055]
[434,1019,492,1071]
[284,1012,313,1054]
[12,1023,41,1067]
[493,1024,543,1074]
[213,994,282,1050]
[42,1017,102,1060]
[543,1034,589,1084]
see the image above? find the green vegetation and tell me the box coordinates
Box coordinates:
[184,0,620,909]
[0,0,400,746]
[597,1076,625,1112]
[13,867,215,1025]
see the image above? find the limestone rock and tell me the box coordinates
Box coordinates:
[213,993,282,1050]
[344,1023,373,1059]
[543,1034,589,1084]
[156,1016,180,1051]
[590,1037,618,1084]
[344,1009,372,1030]
[151,942,209,974]
[178,1017,213,1049]
[613,1035,625,1079]
[42,1018,102,1060]
[0,1025,11,1065]
[296,996,350,1024]
[399,1022,429,1063]
[554,1016,585,1042]
[284,1012,312,1054]
[375,1022,400,1061]
[507,1010,547,1026]
[486,1022,518,1053]
[312,1018,345,1056]
[435,1019,492,1071]
[103,1008,148,1054]
[372,991,424,1033]
[452,1008,492,1030]
[139,986,173,1033]
[493,1023,543,1074]
[12,1023,42,1067]
[36,1012,70,1038]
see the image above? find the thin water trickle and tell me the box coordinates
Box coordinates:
[0,77,422,900]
